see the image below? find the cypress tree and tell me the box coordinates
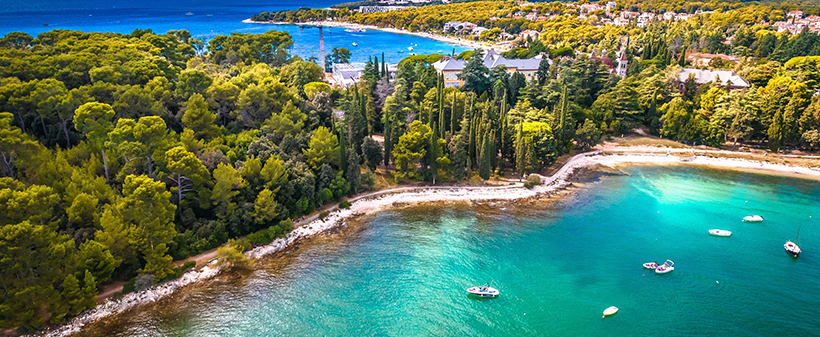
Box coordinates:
[347,151,361,194]
[339,128,348,171]
[374,56,380,78]
[515,123,524,174]
[429,123,439,184]
[678,46,687,67]
[450,90,457,137]
[489,129,497,172]
[468,96,477,168]
[382,52,387,79]
[479,127,491,183]
[383,112,392,170]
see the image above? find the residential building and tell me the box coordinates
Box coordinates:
[432,50,550,88]
[676,68,750,91]
[614,17,630,26]
[787,10,803,20]
[472,27,489,36]
[520,29,540,39]
[332,62,397,88]
[687,52,741,67]
[358,6,413,13]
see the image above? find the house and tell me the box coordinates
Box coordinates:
[525,12,538,20]
[332,62,398,88]
[472,27,489,36]
[687,52,741,67]
[637,13,655,27]
[787,10,804,20]
[443,21,463,32]
[676,68,750,91]
[432,50,550,88]
[621,11,639,19]
[606,1,617,11]
[520,29,540,39]
[358,6,413,13]
[613,17,630,26]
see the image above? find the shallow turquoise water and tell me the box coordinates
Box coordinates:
[78,165,820,336]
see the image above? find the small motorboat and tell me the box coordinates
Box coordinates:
[655,260,674,274]
[352,42,358,46]
[185,12,193,16]
[709,229,732,237]
[603,306,618,318]
[466,281,499,297]
[407,46,413,51]
[743,215,764,222]
[643,262,659,269]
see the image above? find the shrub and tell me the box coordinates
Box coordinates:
[319,210,330,220]
[161,261,197,282]
[247,229,273,246]
[122,278,136,294]
[279,218,294,233]
[134,274,155,291]
[523,175,542,189]
[339,199,352,209]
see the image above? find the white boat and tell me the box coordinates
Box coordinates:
[185,12,193,15]
[352,42,358,46]
[603,306,618,318]
[785,225,802,257]
[466,281,499,297]
[709,229,732,237]
[785,240,801,257]
[743,215,764,222]
[407,46,413,51]
[642,262,659,269]
[655,260,674,274]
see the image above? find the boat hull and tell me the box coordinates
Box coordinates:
[466,286,499,297]
[603,306,619,317]
[709,229,732,237]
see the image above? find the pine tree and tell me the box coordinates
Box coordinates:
[479,128,491,183]
[61,274,85,316]
[678,46,687,67]
[81,270,97,311]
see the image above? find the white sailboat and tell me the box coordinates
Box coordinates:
[709,229,732,237]
[743,215,764,222]
[785,225,802,257]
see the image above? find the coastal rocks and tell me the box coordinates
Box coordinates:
[34,151,600,337]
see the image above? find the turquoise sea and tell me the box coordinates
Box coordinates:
[76,165,820,336]
[0,0,468,64]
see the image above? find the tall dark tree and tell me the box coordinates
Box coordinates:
[478,127,491,183]
[459,49,490,94]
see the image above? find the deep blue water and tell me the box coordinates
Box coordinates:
[0,0,468,64]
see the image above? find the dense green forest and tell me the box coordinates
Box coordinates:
[3,0,820,333]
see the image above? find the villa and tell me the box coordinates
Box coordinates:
[676,68,750,91]
[687,52,741,67]
[432,50,550,88]
[332,62,398,88]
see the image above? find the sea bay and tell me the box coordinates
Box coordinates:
[0,0,468,64]
[75,165,820,336]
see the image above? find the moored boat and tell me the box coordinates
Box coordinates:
[743,215,764,222]
[655,260,674,274]
[352,42,358,46]
[603,306,618,318]
[785,240,801,257]
[709,229,732,237]
[785,225,802,257]
[643,262,658,269]
[466,281,499,297]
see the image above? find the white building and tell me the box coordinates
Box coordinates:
[676,68,750,91]
[332,62,398,88]
[358,6,413,13]
[432,50,550,88]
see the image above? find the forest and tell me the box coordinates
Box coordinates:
[3,0,820,333]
